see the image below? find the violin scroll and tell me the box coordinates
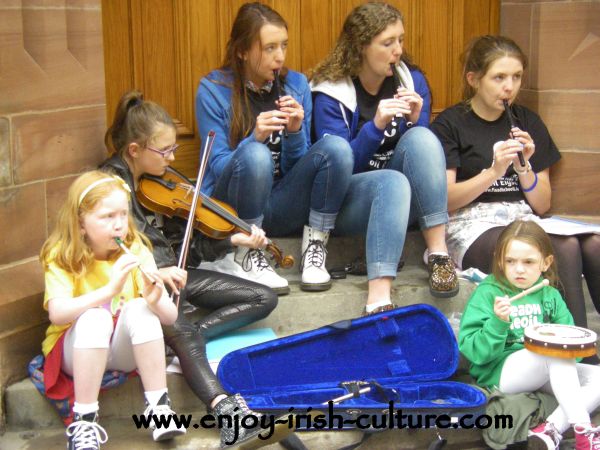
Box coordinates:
[266,243,294,269]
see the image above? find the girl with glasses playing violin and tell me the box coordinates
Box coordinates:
[99,90,288,448]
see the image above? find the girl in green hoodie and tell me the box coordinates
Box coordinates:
[459,220,600,449]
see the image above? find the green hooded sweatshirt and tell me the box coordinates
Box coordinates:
[458,274,573,389]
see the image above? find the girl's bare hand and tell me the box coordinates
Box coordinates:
[254,109,289,142]
[491,139,526,178]
[276,95,304,133]
[395,87,423,124]
[494,296,511,322]
[141,269,164,305]
[158,266,187,296]
[231,225,268,249]
[107,254,138,296]
[373,98,411,130]
[510,127,535,165]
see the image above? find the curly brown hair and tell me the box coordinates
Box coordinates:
[311,2,411,84]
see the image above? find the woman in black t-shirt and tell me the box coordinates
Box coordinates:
[431,36,600,352]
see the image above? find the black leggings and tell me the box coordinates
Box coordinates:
[162,269,277,406]
[464,228,600,327]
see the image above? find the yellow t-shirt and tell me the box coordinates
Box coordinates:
[42,241,159,356]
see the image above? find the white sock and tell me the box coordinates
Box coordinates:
[145,388,168,407]
[73,401,99,416]
[429,251,449,256]
[365,299,392,313]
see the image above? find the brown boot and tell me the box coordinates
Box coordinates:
[427,254,459,298]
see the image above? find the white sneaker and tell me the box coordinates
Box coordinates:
[198,252,247,278]
[235,247,290,295]
[300,225,331,292]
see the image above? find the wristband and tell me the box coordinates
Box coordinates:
[521,171,538,193]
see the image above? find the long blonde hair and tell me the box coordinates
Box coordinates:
[40,170,150,276]
[311,2,414,84]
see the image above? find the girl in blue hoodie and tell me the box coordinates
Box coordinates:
[310,2,458,300]
[196,2,410,315]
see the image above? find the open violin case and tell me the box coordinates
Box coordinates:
[217,304,486,434]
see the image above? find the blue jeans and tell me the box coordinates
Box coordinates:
[212,135,353,235]
[334,170,411,280]
[387,127,448,229]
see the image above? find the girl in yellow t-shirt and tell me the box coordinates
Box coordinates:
[40,170,185,449]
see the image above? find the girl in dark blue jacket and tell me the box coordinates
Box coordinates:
[311,2,458,300]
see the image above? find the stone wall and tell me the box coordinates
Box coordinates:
[502,0,599,152]
[0,0,106,427]
[500,0,600,216]
[501,0,600,215]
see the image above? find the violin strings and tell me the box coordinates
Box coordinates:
[174,182,251,232]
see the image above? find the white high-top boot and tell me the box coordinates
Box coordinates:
[234,246,290,295]
[300,225,331,291]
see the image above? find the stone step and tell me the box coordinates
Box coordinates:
[0,419,490,450]
[265,231,426,275]
[4,266,476,430]
[239,266,473,337]
[4,225,600,449]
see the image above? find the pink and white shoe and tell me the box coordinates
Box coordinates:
[575,424,600,450]
[527,421,562,450]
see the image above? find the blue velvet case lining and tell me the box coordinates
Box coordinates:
[217,304,486,422]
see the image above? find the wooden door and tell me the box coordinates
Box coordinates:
[102,0,499,179]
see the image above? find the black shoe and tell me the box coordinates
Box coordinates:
[66,412,108,450]
[142,392,187,441]
[581,354,600,365]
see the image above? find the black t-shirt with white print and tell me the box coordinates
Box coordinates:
[353,76,402,171]
[247,88,283,179]
[431,103,561,203]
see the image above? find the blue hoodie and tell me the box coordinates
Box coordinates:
[195,68,313,195]
[311,63,431,173]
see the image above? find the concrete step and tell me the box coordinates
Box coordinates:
[269,231,426,275]
[4,266,476,429]
[0,419,489,450]
[3,227,600,450]
[240,266,473,337]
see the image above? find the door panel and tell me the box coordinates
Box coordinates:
[102,0,499,178]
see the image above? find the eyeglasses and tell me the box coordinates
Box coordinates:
[146,144,179,158]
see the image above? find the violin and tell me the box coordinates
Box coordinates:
[136,167,294,269]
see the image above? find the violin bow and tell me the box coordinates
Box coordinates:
[173,130,216,308]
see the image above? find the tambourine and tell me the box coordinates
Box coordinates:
[524,323,598,359]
